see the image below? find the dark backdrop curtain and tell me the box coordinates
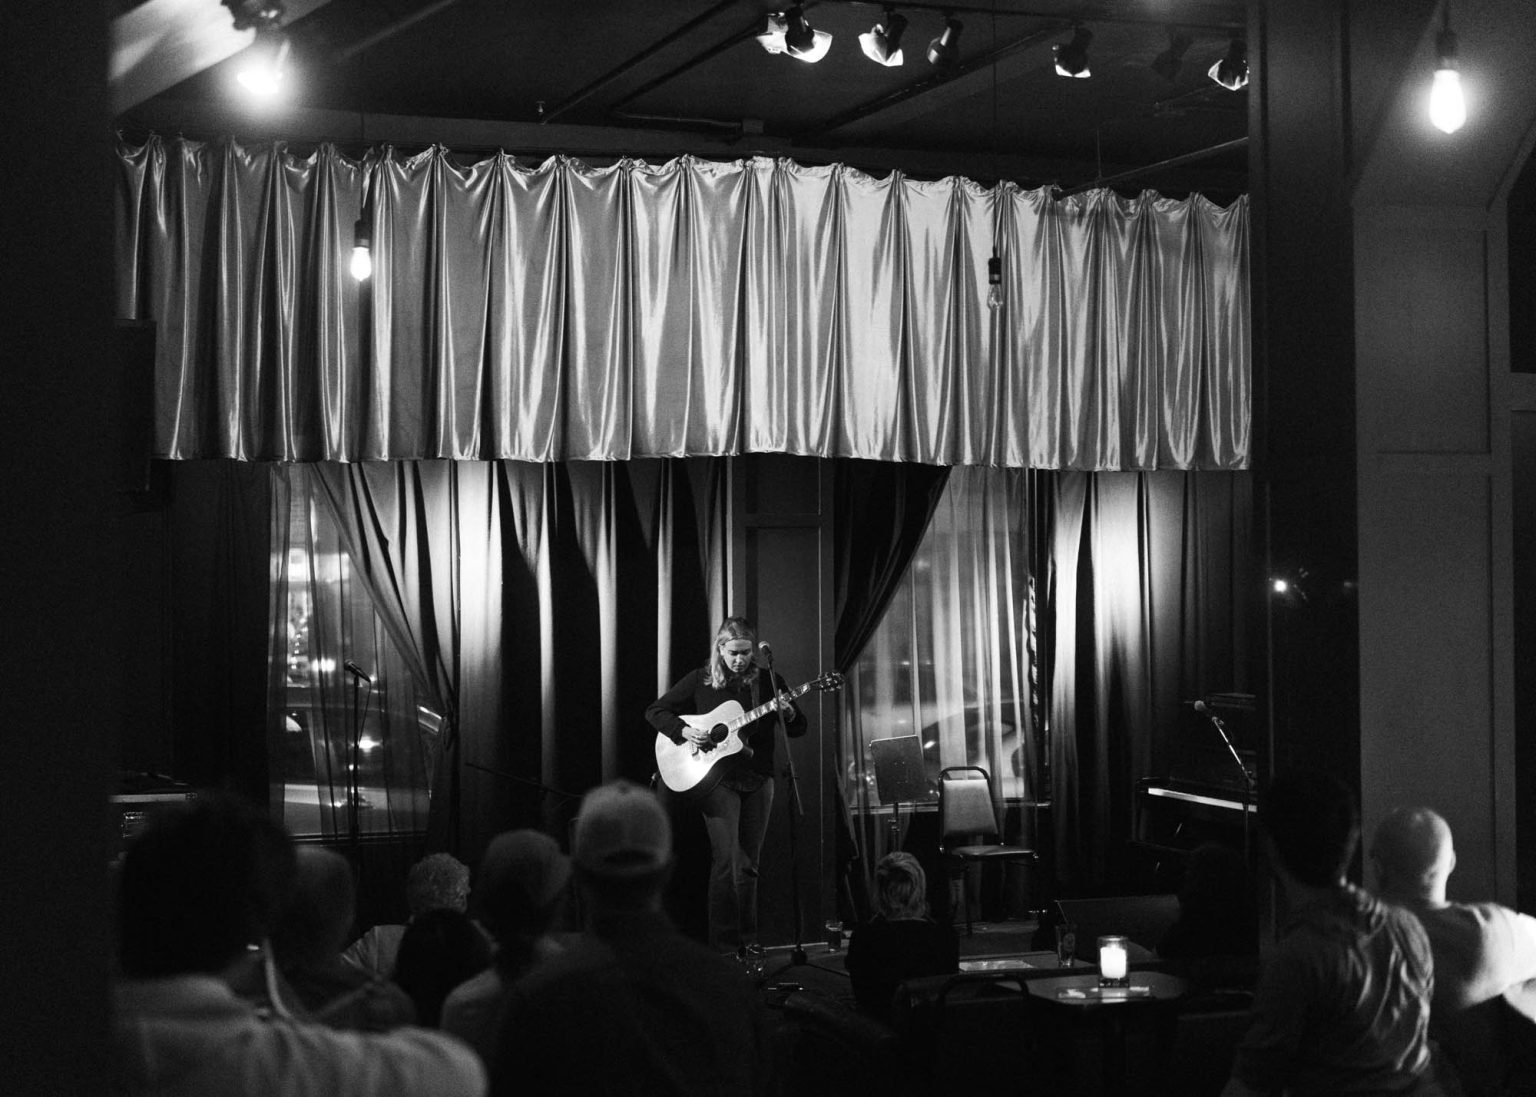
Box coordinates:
[291,458,727,864]
[1048,470,1254,894]
[154,461,272,807]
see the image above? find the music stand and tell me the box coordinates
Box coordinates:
[870,735,932,854]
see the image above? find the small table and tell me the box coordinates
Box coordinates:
[958,949,1058,973]
[1026,970,1189,1094]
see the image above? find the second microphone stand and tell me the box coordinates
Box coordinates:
[764,648,808,967]
[1198,701,1256,867]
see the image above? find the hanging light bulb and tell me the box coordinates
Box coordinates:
[987,250,1003,310]
[350,217,372,282]
[1429,25,1465,133]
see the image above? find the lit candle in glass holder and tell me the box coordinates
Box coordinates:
[1098,935,1129,987]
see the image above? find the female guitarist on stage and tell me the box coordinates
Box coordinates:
[645,615,806,955]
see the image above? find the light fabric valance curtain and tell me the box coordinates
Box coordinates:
[115,136,1249,470]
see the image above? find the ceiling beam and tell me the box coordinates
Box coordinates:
[1055,135,1247,194]
[539,0,743,125]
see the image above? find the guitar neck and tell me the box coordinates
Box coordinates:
[728,680,814,732]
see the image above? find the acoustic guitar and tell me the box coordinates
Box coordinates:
[654,672,844,797]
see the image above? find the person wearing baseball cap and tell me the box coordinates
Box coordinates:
[488,780,772,1096]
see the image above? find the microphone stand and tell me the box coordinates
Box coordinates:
[1199,702,1256,867]
[765,648,808,967]
[345,668,371,855]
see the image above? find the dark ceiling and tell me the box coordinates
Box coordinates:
[116,0,1252,201]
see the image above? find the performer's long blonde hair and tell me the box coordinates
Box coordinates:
[705,615,760,690]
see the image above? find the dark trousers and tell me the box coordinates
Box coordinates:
[696,776,775,952]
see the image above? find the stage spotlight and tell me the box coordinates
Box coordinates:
[926,15,964,68]
[784,5,833,62]
[1151,30,1194,82]
[1429,25,1465,133]
[860,8,909,67]
[756,11,789,54]
[1208,37,1249,90]
[1053,26,1093,78]
[236,28,291,97]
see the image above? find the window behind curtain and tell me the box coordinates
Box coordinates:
[270,471,442,839]
[843,467,1045,815]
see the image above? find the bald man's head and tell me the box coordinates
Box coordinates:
[1369,807,1456,905]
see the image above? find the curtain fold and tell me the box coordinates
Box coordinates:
[116,137,1248,470]
[832,459,953,670]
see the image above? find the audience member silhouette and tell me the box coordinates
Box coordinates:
[1372,806,1536,1097]
[269,845,417,1030]
[845,851,960,1022]
[343,852,473,978]
[110,791,484,1097]
[489,779,772,1097]
[442,829,570,1060]
[1221,772,1441,1097]
[392,907,492,1028]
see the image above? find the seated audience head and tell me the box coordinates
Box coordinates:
[873,851,929,920]
[270,845,357,967]
[407,852,472,919]
[392,907,492,1027]
[476,828,571,949]
[1369,807,1455,905]
[571,780,673,912]
[116,791,295,979]
[1261,771,1359,888]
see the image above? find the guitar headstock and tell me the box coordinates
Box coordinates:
[811,671,845,693]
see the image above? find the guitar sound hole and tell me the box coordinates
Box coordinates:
[709,724,728,743]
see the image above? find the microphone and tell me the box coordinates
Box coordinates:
[758,641,774,664]
[343,660,372,683]
[1193,699,1226,727]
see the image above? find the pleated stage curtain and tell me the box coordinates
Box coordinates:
[266,458,727,858]
[115,137,1248,470]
